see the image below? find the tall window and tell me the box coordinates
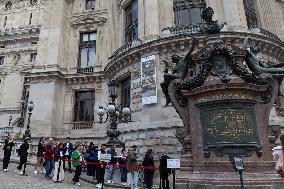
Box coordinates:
[86,0,96,10]
[30,53,37,63]
[121,77,131,108]
[0,57,4,65]
[74,91,95,122]
[243,0,258,28]
[79,32,96,68]
[174,0,206,26]
[125,0,138,43]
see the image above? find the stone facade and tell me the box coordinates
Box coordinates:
[0,0,284,158]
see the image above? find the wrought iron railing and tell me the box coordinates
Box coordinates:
[249,27,281,42]
[108,38,143,60]
[161,24,202,35]
[72,122,93,130]
[77,66,94,73]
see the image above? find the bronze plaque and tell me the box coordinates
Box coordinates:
[198,101,262,157]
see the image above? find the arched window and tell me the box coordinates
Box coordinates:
[243,0,258,28]
[174,0,206,26]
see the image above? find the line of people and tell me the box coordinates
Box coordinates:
[2,135,172,189]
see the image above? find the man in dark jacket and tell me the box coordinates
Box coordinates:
[16,137,30,175]
[106,144,118,184]
[63,137,73,173]
[3,133,14,172]
[159,151,171,189]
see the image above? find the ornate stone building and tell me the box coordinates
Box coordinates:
[0,0,284,156]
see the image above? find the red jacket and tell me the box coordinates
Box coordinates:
[44,144,55,161]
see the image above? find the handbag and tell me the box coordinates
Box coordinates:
[277,170,284,178]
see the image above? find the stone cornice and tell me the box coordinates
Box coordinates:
[105,31,284,77]
[23,69,105,84]
[70,9,108,30]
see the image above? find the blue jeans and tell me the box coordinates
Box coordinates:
[45,160,54,177]
[107,165,114,180]
[120,166,127,183]
[130,171,138,189]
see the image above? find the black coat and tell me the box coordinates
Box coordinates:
[142,154,155,173]
[18,142,29,157]
[37,142,45,157]
[159,154,171,174]
[3,138,14,153]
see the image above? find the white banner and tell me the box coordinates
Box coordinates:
[141,55,157,105]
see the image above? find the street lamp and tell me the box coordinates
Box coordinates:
[23,101,34,139]
[97,80,131,146]
[17,96,29,128]
[8,115,12,127]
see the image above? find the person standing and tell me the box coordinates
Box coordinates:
[64,137,73,173]
[16,137,29,175]
[86,142,95,176]
[273,134,284,177]
[34,137,45,174]
[159,150,171,189]
[53,143,65,183]
[107,144,118,184]
[72,144,83,186]
[96,144,107,189]
[44,138,55,178]
[118,148,128,186]
[3,133,14,172]
[127,145,139,189]
[142,149,155,189]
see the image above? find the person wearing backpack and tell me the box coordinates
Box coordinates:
[159,150,171,189]
[16,137,30,175]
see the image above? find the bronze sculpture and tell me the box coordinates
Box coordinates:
[200,7,224,34]
[161,35,197,106]
[243,37,284,75]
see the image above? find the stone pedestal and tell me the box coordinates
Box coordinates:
[168,36,284,188]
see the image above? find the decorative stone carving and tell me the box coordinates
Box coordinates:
[70,10,108,30]
[1,0,44,11]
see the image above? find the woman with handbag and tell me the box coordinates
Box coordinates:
[272,134,284,177]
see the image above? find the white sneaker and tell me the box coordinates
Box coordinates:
[3,169,7,172]
[16,169,23,175]
[98,183,102,189]
[107,180,111,184]
[122,182,126,186]
[95,184,99,188]
[76,182,81,186]
[34,170,38,174]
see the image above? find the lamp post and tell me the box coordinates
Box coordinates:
[23,101,34,139]
[97,80,131,147]
[18,95,29,128]
[8,115,12,127]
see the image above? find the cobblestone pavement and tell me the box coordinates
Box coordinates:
[0,163,113,189]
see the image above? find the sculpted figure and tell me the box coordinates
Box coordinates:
[200,7,224,34]
[243,37,284,75]
[161,36,197,106]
